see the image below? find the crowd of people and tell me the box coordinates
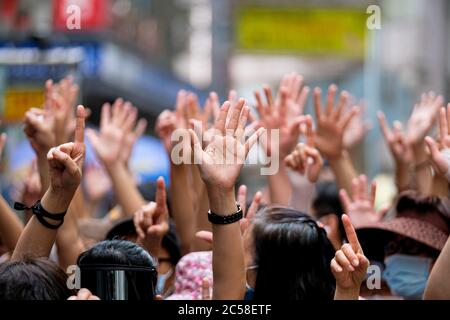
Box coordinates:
[1,73,450,300]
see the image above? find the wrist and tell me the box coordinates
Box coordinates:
[335,286,361,300]
[206,186,237,215]
[41,186,74,214]
[328,151,347,168]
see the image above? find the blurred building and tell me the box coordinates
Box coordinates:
[0,0,449,187]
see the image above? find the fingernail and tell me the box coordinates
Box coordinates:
[347,265,355,272]
[352,259,359,267]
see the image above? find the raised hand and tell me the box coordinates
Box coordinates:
[378,111,413,165]
[189,99,265,194]
[313,85,358,159]
[87,99,134,168]
[133,177,169,255]
[46,105,86,194]
[46,77,79,144]
[120,105,147,166]
[343,102,370,150]
[284,116,323,183]
[23,107,56,155]
[407,92,443,146]
[156,110,178,153]
[331,214,370,299]
[254,76,309,157]
[425,104,450,178]
[237,185,263,233]
[339,175,385,229]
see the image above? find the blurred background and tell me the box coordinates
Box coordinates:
[0,0,449,203]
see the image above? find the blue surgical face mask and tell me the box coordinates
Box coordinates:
[156,268,174,296]
[382,254,431,300]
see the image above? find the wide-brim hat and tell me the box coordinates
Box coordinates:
[356,191,450,260]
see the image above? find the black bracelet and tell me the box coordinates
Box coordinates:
[208,204,243,225]
[14,201,66,230]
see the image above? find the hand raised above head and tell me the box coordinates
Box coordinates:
[285,116,323,183]
[47,105,86,194]
[425,104,450,179]
[189,99,265,193]
[313,85,358,159]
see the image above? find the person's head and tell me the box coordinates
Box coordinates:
[357,191,450,299]
[247,206,335,300]
[311,181,346,250]
[105,219,181,296]
[0,257,74,300]
[77,239,157,300]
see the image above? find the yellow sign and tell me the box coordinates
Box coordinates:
[236,6,367,58]
[2,88,44,123]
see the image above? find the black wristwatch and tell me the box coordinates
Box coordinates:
[208,204,243,225]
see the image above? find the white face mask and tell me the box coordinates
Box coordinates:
[382,254,431,300]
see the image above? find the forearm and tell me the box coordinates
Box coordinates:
[190,165,212,251]
[334,287,360,300]
[288,172,316,213]
[0,196,24,252]
[267,162,292,206]
[412,144,433,195]
[208,189,246,300]
[395,161,411,192]
[37,153,50,193]
[105,162,145,217]
[56,187,85,270]
[12,187,73,261]
[329,151,358,194]
[424,237,450,299]
[170,163,196,255]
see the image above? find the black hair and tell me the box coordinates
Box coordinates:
[77,240,157,300]
[105,219,181,266]
[251,207,335,300]
[0,257,74,300]
[312,181,346,240]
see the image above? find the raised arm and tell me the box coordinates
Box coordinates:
[156,92,197,254]
[12,105,86,261]
[189,98,265,300]
[0,133,24,252]
[424,236,450,299]
[254,73,310,205]
[332,214,370,300]
[378,112,413,192]
[313,85,359,194]
[87,99,145,217]
[425,104,450,184]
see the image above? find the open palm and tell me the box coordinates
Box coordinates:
[190,99,265,191]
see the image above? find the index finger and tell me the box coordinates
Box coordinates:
[342,214,362,253]
[74,105,86,144]
[155,176,167,210]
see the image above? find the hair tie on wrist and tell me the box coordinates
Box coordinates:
[14,200,66,230]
